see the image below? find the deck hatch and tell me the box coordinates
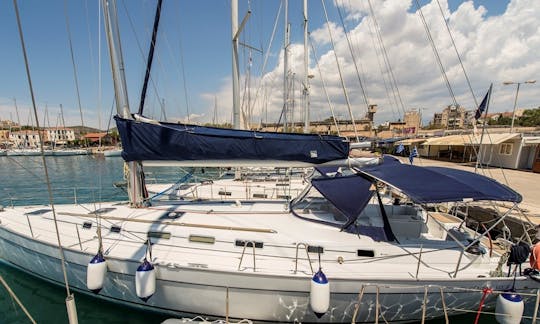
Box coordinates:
[25,209,51,216]
[88,207,116,215]
[82,221,92,229]
[110,225,122,233]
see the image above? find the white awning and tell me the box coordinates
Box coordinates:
[423,133,520,146]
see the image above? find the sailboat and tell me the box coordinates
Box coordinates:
[1,1,539,323]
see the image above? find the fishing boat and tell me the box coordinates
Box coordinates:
[1,1,539,323]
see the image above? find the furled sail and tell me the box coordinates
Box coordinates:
[115,116,350,164]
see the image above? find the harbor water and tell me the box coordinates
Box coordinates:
[0,155,528,323]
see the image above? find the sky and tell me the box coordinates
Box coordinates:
[0,0,538,130]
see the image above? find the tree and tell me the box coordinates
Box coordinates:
[519,108,540,127]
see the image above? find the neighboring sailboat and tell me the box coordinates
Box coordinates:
[0,1,539,323]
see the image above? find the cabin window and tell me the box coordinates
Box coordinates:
[148,231,171,239]
[499,143,513,155]
[235,240,263,248]
[357,249,375,257]
[308,245,324,254]
[292,194,348,226]
[189,235,215,244]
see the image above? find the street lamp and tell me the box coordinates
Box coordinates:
[503,80,536,133]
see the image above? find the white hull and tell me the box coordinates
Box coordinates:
[7,149,52,156]
[52,149,89,156]
[103,149,122,157]
[0,201,537,322]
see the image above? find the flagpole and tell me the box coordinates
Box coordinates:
[475,83,493,173]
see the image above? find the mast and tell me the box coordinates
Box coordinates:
[231,0,241,129]
[102,0,145,207]
[302,0,309,134]
[283,0,289,132]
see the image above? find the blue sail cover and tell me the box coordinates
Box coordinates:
[357,160,522,204]
[115,116,349,163]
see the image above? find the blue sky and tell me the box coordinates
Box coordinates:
[1,0,537,129]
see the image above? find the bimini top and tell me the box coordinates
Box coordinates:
[356,158,522,204]
[115,115,349,164]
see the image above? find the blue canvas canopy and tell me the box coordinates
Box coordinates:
[115,116,349,164]
[356,159,522,204]
[309,175,394,241]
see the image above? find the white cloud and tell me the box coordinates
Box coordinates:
[184,0,539,129]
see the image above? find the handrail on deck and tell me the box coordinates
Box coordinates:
[294,242,314,274]
[238,241,257,272]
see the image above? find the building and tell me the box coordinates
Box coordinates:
[0,120,18,129]
[406,132,540,171]
[83,132,114,145]
[256,104,378,140]
[431,105,472,129]
[0,130,10,148]
[403,109,421,135]
[45,127,76,145]
[9,130,44,148]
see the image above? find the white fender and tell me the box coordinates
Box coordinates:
[86,252,107,294]
[310,269,330,318]
[135,259,156,302]
[495,291,524,324]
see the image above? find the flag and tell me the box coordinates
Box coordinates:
[409,146,418,164]
[395,143,405,154]
[475,84,493,120]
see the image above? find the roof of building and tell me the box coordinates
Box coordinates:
[422,133,520,146]
[83,132,108,138]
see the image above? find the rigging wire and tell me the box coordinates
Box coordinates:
[120,0,164,118]
[159,32,190,121]
[435,0,478,109]
[414,0,459,122]
[335,0,370,116]
[361,1,399,121]
[252,1,282,125]
[137,0,163,116]
[321,0,358,142]
[309,39,341,136]
[0,275,36,324]
[84,0,100,130]
[366,0,407,117]
[64,0,86,133]
[176,25,191,123]
[13,0,75,313]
